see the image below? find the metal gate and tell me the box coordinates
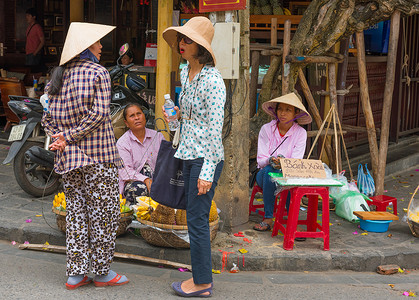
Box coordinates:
[391,14,419,141]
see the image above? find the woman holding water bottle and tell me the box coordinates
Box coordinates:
[162,17,225,297]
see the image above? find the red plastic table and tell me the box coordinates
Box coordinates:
[272,186,330,251]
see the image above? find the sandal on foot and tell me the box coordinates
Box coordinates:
[172,281,213,298]
[93,273,129,287]
[253,221,271,231]
[65,276,92,290]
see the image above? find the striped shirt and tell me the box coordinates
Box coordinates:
[41,58,122,174]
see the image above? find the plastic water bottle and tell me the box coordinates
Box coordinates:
[163,94,179,131]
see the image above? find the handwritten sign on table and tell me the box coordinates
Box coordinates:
[279,158,326,179]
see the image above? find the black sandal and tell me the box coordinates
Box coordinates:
[253,221,272,231]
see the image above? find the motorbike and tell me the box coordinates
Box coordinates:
[109,43,150,119]
[3,43,150,197]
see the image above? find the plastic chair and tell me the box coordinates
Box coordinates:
[249,184,280,217]
[367,195,398,216]
[272,186,330,251]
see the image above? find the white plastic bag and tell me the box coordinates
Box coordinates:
[334,191,370,222]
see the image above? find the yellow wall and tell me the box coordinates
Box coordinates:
[155,0,173,140]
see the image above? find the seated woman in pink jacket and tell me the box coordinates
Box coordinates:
[253,93,312,232]
[117,103,164,203]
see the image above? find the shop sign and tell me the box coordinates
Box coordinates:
[144,43,157,67]
[280,158,326,179]
[199,0,246,13]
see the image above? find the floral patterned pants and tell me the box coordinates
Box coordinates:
[62,163,120,276]
[123,163,153,203]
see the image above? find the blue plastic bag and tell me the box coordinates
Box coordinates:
[357,164,375,197]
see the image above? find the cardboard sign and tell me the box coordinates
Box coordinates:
[279,158,326,179]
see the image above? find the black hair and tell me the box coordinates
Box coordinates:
[26,8,37,18]
[194,44,214,66]
[124,49,134,59]
[48,66,65,95]
[176,38,214,66]
[275,102,300,114]
[123,103,145,120]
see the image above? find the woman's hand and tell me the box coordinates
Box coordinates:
[197,179,212,196]
[269,156,281,169]
[161,105,180,123]
[271,157,281,165]
[144,178,152,192]
[49,132,67,152]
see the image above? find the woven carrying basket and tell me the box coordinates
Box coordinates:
[52,208,133,237]
[137,217,219,248]
[408,219,419,237]
[407,185,419,237]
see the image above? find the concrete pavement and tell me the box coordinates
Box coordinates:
[2,239,419,299]
[0,135,419,272]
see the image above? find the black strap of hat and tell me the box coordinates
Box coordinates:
[270,136,288,156]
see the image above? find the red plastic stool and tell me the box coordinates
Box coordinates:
[367,195,398,216]
[249,184,280,217]
[272,186,330,251]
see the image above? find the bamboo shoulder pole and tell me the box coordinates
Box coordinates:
[155,0,173,140]
[19,243,192,270]
[297,68,335,166]
[355,31,379,181]
[282,19,291,95]
[376,10,401,195]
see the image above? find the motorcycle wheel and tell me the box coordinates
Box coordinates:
[14,141,61,197]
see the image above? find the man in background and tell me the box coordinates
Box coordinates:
[25,8,45,72]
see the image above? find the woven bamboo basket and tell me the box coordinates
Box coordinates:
[137,217,219,248]
[52,207,133,237]
[407,185,419,237]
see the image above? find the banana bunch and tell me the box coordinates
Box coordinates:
[409,211,419,223]
[119,194,131,213]
[135,196,158,221]
[53,192,66,211]
[283,8,291,15]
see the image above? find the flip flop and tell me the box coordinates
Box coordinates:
[93,273,129,287]
[253,221,271,231]
[172,281,213,298]
[65,276,92,290]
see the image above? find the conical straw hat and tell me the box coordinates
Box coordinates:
[162,17,216,65]
[59,22,116,66]
[262,92,312,125]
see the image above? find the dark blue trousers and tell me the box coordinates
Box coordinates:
[184,158,224,284]
[256,165,290,218]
